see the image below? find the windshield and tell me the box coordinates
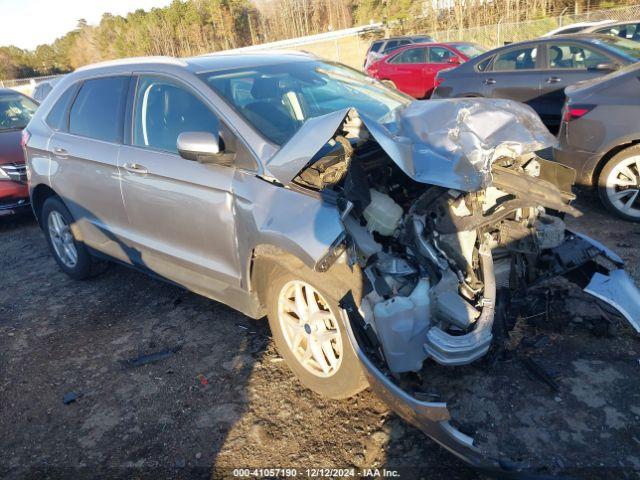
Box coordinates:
[0,92,37,131]
[591,36,640,61]
[451,43,487,58]
[199,60,411,145]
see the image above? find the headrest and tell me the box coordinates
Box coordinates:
[550,45,563,60]
[251,77,281,100]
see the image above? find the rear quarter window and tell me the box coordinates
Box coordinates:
[45,84,79,131]
[370,41,383,53]
[476,56,493,71]
[69,76,129,143]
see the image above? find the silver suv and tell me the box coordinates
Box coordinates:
[24,52,640,472]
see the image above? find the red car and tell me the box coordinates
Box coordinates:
[366,42,487,99]
[0,89,37,216]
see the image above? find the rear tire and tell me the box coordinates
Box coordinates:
[42,197,94,279]
[263,260,367,399]
[597,145,640,222]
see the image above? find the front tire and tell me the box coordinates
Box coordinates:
[264,261,367,399]
[598,145,640,222]
[42,196,94,279]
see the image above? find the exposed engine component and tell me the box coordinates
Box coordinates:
[363,189,403,236]
[373,279,430,373]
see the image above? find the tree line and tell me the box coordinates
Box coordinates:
[0,0,634,79]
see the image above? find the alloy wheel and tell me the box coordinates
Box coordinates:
[605,155,640,219]
[277,280,343,378]
[48,210,78,268]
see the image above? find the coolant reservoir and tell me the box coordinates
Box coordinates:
[373,279,430,373]
[363,189,403,236]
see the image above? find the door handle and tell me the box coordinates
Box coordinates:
[53,147,68,157]
[546,76,562,83]
[483,78,496,85]
[123,163,148,175]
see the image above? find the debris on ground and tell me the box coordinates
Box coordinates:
[63,391,83,405]
[125,345,181,368]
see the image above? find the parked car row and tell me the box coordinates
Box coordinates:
[363,23,640,221]
[366,41,486,98]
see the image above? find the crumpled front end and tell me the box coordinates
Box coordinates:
[263,99,640,473]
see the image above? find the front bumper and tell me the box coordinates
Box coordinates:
[339,295,555,479]
[0,180,30,216]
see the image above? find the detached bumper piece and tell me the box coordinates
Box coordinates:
[584,269,640,334]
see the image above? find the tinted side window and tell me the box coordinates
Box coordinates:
[476,57,493,71]
[383,40,399,53]
[46,84,78,131]
[133,76,219,155]
[492,46,538,71]
[547,43,610,69]
[69,76,128,142]
[390,47,428,64]
[599,23,640,40]
[370,41,383,53]
[429,46,454,63]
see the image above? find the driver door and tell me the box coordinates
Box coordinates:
[117,74,242,294]
[386,46,429,98]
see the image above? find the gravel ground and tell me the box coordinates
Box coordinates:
[1,194,639,480]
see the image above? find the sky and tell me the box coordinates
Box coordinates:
[0,0,174,50]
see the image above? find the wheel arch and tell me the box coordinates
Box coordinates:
[247,244,363,312]
[31,183,59,225]
[592,138,640,187]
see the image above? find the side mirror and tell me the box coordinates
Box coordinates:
[177,132,221,163]
[447,56,462,65]
[592,62,618,71]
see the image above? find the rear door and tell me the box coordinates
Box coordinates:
[536,41,614,129]
[117,74,242,294]
[48,75,131,262]
[384,46,429,98]
[425,46,459,97]
[481,44,544,111]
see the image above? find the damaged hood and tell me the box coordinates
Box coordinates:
[264,98,556,191]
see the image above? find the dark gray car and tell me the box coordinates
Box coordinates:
[432,34,640,130]
[554,62,640,221]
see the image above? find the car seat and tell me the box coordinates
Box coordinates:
[243,77,299,144]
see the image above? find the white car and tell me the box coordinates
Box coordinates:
[543,20,614,36]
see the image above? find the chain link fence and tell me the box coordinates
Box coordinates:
[423,4,640,46]
[243,3,640,68]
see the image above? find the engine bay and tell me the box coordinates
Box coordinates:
[291,115,609,374]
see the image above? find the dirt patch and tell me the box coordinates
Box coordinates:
[1,194,639,479]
